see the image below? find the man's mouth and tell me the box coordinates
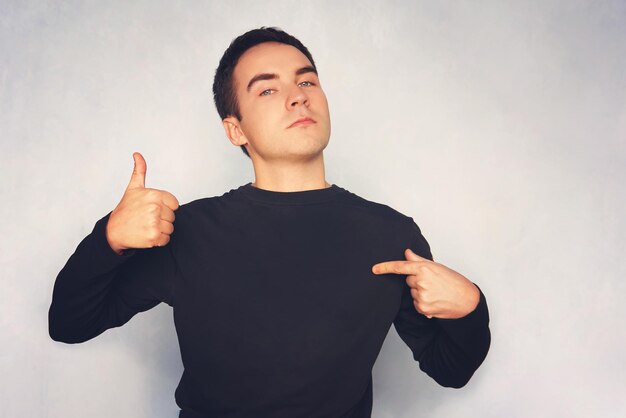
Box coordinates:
[288,117,316,128]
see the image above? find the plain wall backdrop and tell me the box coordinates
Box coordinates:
[1,1,625,417]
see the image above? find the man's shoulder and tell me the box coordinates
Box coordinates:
[336,186,412,224]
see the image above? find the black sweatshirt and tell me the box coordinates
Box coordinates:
[49,182,491,418]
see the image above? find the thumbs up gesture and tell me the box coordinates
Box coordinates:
[105,152,180,255]
[372,249,480,319]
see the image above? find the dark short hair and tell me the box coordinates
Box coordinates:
[212,26,318,158]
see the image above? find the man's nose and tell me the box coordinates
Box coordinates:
[287,86,309,108]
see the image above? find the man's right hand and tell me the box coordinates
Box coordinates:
[105,152,180,255]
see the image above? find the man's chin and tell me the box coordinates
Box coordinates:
[283,141,328,160]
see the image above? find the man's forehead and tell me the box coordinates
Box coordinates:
[239,41,308,64]
[234,42,313,82]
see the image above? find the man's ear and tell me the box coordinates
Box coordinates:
[222,116,248,147]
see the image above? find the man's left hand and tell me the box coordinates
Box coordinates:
[372,249,480,319]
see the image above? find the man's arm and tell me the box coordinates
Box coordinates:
[376,219,491,388]
[49,152,180,343]
[393,279,490,388]
[48,211,178,343]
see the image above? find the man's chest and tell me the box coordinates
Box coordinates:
[171,215,409,369]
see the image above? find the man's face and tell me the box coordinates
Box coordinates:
[226,42,331,161]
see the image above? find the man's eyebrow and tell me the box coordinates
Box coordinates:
[246,65,318,93]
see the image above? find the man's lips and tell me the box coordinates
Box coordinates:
[288,117,316,128]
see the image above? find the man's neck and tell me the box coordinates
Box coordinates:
[250,153,330,192]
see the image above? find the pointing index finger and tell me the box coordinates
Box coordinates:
[372,260,417,275]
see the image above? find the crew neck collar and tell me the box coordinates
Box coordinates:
[236,182,344,205]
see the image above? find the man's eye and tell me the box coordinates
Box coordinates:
[259,89,274,96]
[299,81,315,87]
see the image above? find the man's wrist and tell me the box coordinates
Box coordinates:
[463,282,481,316]
[107,238,125,256]
[105,220,126,255]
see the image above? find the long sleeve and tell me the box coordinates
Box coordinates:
[392,219,491,388]
[48,211,178,344]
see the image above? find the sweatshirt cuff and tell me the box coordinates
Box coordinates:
[435,283,490,342]
[92,211,137,265]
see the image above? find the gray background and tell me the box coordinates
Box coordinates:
[1,1,625,417]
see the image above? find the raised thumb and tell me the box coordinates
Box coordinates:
[127,152,146,189]
[405,248,426,262]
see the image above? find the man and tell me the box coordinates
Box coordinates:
[49,27,490,418]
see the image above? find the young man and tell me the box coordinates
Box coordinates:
[49,27,491,418]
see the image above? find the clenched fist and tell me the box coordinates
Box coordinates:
[105,152,180,255]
